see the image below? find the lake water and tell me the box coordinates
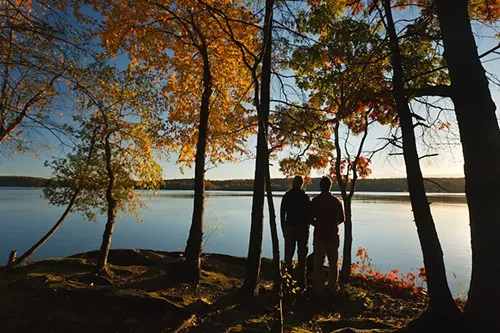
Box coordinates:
[0,188,471,295]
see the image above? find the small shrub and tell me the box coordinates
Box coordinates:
[350,247,427,298]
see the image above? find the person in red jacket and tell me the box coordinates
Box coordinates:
[280,175,311,287]
[310,176,344,295]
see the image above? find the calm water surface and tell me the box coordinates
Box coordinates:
[0,188,471,295]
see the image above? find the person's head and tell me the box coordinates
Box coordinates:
[292,175,304,190]
[319,176,332,192]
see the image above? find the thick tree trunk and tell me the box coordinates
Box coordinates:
[435,1,500,329]
[184,46,213,283]
[242,67,264,296]
[382,0,460,320]
[339,200,352,284]
[243,106,266,296]
[97,135,117,273]
[12,188,80,266]
[243,0,274,296]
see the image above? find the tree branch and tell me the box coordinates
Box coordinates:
[423,178,450,193]
[418,153,438,160]
[406,84,452,98]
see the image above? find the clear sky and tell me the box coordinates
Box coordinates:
[1,15,499,180]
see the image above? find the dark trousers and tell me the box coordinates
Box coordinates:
[284,225,309,286]
[313,235,339,294]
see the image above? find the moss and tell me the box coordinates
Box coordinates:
[288,327,313,333]
[200,269,237,288]
[108,264,149,276]
[24,258,94,274]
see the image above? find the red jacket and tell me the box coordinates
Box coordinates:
[309,192,344,242]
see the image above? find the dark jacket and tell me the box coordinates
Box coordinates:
[280,188,310,231]
[309,192,344,242]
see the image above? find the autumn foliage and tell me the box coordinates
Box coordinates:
[80,0,258,169]
[351,247,428,298]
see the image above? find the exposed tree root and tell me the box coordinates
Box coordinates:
[173,314,197,333]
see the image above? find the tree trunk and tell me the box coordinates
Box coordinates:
[265,161,283,333]
[262,0,281,325]
[334,119,352,285]
[265,168,281,291]
[243,0,274,296]
[184,45,213,283]
[435,1,500,329]
[97,135,117,273]
[339,200,352,284]
[12,188,80,266]
[242,63,264,298]
[243,125,266,296]
[382,0,460,320]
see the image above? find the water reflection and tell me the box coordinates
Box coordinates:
[154,190,467,204]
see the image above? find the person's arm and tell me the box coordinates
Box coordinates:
[304,194,312,225]
[280,194,287,237]
[308,198,316,226]
[337,199,345,225]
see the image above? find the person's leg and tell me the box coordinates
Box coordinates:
[296,227,309,287]
[313,236,327,295]
[284,228,296,274]
[326,240,339,293]
[306,252,314,286]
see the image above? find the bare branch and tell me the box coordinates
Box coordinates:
[418,153,438,160]
[423,178,450,193]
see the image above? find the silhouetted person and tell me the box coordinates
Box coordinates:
[310,176,344,295]
[280,175,310,287]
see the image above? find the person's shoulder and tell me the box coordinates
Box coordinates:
[331,195,342,205]
[311,193,323,202]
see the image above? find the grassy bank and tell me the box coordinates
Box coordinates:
[0,249,432,333]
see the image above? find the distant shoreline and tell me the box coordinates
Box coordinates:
[0,175,465,193]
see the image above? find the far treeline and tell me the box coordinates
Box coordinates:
[166,177,465,193]
[0,176,465,193]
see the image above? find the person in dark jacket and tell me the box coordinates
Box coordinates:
[280,175,311,287]
[310,176,344,295]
